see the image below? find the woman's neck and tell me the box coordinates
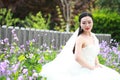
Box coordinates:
[83,31,92,37]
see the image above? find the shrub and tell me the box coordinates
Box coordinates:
[92,9,120,42]
[0,8,50,30]
[0,8,21,27]
[23,12,50,29]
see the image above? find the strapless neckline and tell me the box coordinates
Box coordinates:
[82,44,96,50]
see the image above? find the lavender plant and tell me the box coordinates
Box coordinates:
[98,40,120,72]
[0,29,49,80]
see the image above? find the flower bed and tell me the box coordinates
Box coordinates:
[0,29,120,80]
[98,40,120,72]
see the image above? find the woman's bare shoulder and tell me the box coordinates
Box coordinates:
[76,35,85,43]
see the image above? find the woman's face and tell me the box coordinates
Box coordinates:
[80,16,93,32]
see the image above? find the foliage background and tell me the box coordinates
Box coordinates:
[92,9,120,42]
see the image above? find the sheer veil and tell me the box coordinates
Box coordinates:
[52,28,79,63]
[40,28,79,76]
[60,28,79,54]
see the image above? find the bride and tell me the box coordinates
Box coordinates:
[40,12,120,80]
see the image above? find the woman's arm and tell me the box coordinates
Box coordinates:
[74,36,96,70]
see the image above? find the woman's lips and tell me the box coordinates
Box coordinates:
[85,28,90,30]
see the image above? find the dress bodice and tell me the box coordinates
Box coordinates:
[79,32,100,66]
[81,44,99,66]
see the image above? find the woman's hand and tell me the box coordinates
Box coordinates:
[89,64,102,70]
[89,66,97,70]
[95,64,102,68]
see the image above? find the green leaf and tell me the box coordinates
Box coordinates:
[0,54,5,60]
[18,55,26,62]
[0,76,6,80]
[34,64,42,73]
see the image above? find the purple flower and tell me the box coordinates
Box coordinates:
[3,38,9,44]
[111,46,120,56]
[0,62,6,74]
[28,76,33,80]
[11,62,20,73]
[11,29,15,34]
[20,45,25,49]
[0,60,9,75]
[6,70,12,75]
[26,41,30,45]
[43,43,47,47]
[22,68,28,74]
[10,46,15,53]
[51,39,55,43]
[7,77,11,80]
[32,39,36,42]
[12,29,19,41]
[99,40,108,48]
[38,57,44,63]
[32,72,38,78]
[29,54,33,58]
[14,36,19,41]
[20,45,25,52]
[18,75,24,80]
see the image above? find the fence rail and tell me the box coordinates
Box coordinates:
[0,25,111,50]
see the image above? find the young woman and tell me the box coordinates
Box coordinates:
[40,12,120,80]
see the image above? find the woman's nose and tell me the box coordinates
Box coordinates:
[86,23,89,27]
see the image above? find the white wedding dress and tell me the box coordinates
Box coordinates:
[40,29,120,80]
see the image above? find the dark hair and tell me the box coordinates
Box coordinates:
[73,12,93,53]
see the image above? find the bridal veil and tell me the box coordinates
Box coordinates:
[40,28,79,77]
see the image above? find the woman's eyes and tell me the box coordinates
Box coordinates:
[82,22,86,24]
[88,22,91,24]
[82,21,91,24]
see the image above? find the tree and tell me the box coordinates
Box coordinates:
[55,0,95,31]
[0,0,95,31]
[96,0,120,12]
